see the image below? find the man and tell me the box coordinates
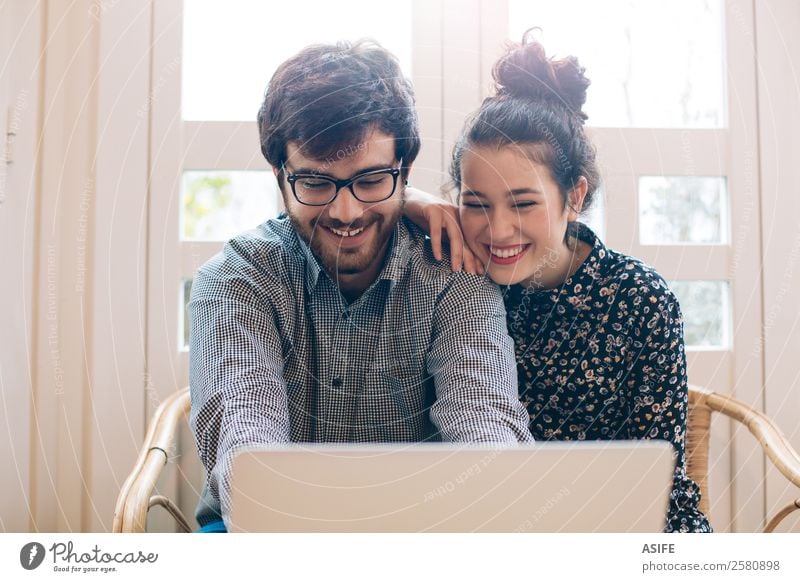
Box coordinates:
[189,40,532,531]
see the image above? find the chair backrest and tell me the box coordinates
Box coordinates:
[117,386,717,528]
[687,385,713,519]
[112,388,191,532]
[686,383,800,532]
[118,385,799,532]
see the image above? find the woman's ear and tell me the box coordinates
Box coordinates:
[566,176,588,221]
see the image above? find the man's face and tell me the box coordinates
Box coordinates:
[279,128,405,285]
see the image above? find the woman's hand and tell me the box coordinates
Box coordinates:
[405,187,482,274]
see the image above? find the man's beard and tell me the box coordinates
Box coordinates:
[289,201,403,279]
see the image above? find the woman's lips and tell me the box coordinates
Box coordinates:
[486,244,531,265]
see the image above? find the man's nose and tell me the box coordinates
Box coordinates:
[326,187,364,224]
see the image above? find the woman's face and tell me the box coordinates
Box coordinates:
[458,145,585,287]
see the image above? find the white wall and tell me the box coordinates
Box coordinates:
[0,0,39,533]
[0,0,151,532]
[756,0,800,533]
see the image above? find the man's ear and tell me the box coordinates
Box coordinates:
[567,176,588,221]
[273,164,287,193]
[401,163,413,187]
[272,165,290,211]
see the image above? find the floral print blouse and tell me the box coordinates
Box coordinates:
[503,223,711,532]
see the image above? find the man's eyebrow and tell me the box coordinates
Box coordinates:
[350,163,398,175]
[288,166,329,176]
[290,162,397,177]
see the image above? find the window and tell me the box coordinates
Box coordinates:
[639,176,728,245]
[181,170,278,241]
[182,0,413,120]
[508,0,726,128]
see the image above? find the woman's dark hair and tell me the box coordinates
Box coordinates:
[450,31,600,218]
[258,40,420,177]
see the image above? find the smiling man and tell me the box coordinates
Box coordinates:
[188,40,532,531]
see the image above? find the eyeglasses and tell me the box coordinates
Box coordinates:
[283,164,403,206]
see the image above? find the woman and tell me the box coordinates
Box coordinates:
[407,33,711,532]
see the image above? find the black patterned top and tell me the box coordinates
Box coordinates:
[503,223,712,532]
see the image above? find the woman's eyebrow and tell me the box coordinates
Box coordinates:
[508,188,543,196]
[461,188,543,197]
[461,187,544,198]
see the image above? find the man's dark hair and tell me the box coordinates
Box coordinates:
[258,40,420,177]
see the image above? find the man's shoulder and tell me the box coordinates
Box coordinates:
[195,216,301,293]
[399,218,502,304]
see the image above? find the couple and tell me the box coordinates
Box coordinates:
[189,34,711,533]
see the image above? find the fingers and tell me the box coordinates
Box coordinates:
[463,244,483,275]
[442,212,463,272]
[428,210,443,262]
[423,203,483,276]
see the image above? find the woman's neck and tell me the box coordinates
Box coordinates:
[522,238,592,290]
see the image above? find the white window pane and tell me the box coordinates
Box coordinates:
[181,170,279,241]
[182,0,413,121]
[669,280,730,349]
[508,0,726,128]
[639,176,727,245]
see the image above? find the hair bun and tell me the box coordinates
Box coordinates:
[492,31,590,120]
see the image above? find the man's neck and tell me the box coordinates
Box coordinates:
[334,240,392,303]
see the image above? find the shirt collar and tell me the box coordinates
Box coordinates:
[284,221,325,295]
[378,218,414,291]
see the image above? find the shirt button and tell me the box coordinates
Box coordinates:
[331,378,342,388]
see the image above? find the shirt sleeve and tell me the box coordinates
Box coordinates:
[624,282,712,532]
[426,274,533,444]
[188,262,292,529]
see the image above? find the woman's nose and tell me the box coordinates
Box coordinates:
[487,208,520,242]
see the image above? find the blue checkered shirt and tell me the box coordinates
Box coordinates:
[189,216,533,527]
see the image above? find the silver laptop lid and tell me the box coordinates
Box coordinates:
[229,442,675,533]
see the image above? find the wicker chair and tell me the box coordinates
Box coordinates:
[686,384,800,532]
[112,388,193,533]
[112,385,800,533]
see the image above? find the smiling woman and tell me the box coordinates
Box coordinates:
[484,36,709,533]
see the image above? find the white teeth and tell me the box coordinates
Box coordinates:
[490,245,526,258]
[330,226,365,237]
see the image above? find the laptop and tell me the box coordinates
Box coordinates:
[228,441,675,532]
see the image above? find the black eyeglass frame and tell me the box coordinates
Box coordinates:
[282,164,404,206]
